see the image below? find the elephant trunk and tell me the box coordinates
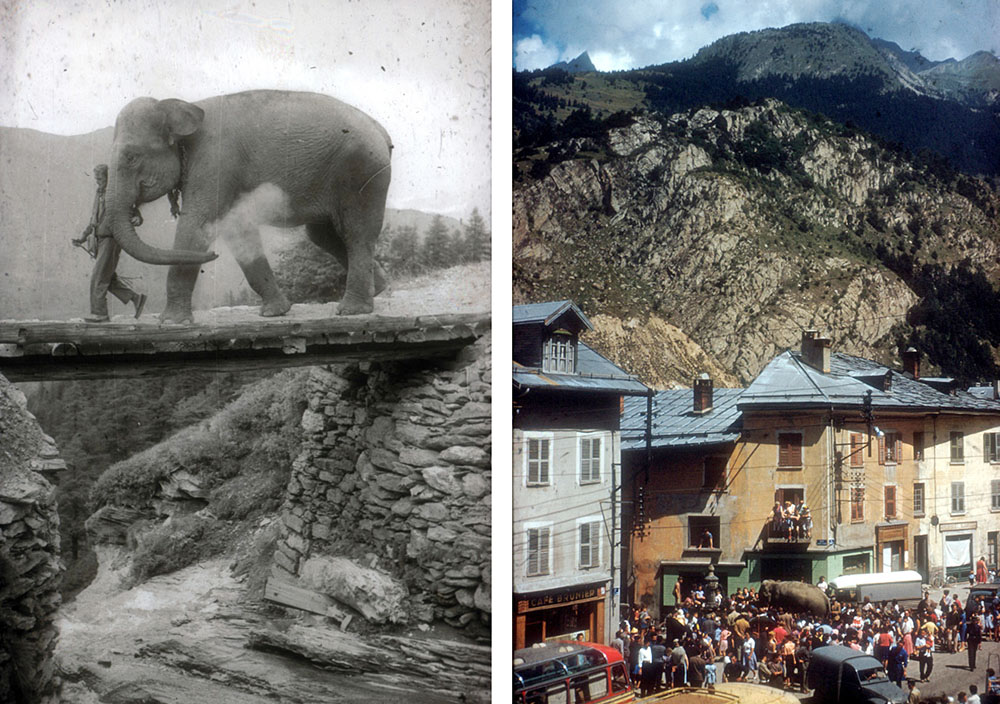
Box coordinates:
[102,172,216,266]
[107,214,217,266]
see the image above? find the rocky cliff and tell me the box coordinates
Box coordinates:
[514,100,1000,386]
[0,374,64,703]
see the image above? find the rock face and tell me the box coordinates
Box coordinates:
[0,374,63,703]
[273,333,491,631]
[514,102,1000,385]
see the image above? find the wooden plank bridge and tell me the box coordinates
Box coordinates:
[0,309,490,381]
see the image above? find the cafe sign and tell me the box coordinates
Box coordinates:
[517,585,606,613]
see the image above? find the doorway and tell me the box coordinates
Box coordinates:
[914,535,929,582]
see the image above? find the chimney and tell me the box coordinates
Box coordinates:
[800,330,832,373]
[903,347,920,379]
[694,373,713,414]
[994,380,1000,400]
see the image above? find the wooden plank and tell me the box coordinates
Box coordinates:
[263,578,353,631]
[0,312,488,346]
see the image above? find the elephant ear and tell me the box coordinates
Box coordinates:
[158,99,205,141]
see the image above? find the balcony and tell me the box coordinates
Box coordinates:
[763,516,812,549]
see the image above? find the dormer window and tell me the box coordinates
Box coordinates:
[542,331,575,373]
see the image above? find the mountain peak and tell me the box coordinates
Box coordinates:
[549,51,596,73]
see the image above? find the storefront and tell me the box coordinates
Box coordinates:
[875,522,908,572]
[513,582,607,650]
[940,521,976,581]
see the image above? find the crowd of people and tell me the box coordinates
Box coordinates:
[609,577,1000,702]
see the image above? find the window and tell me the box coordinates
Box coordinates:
[986,433,1000,463]
[992,480,1000,511]
[579,436,601,483]
[990,532,999,570]
[703,456,727,489]
[542,333,575,373]
[913,432,925,461]
[951,481,966,514]
[884,486,897,519]
[688,516,721,549]
[951,432,965,463]
[850,433,865,468]
[879,431,901,465]
[579,520,601,569]
[851,486,865,522]
[526,526,551,576]
[913,482,925,517]
[526,436,551,486]
[778,432,802,468]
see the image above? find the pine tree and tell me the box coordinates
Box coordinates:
[421,215,452,270]
[464,208,490,261]
[387,224,420,276]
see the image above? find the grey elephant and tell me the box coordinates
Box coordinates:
[758,579,830,617]
[98,90,392,321]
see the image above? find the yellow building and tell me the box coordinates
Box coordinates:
[622,332,1000,617]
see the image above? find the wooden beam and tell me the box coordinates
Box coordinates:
[264,577,353,631]
[0,312,489,381]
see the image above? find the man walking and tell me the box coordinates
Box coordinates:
[72,164,146,322]
[968,615,984,671]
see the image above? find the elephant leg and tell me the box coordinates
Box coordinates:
[305,221,388,298]
[162,215,213,324]
[335,175,389,316]
[227,226,290,317]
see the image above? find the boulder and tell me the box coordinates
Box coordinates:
[300,556,409,624]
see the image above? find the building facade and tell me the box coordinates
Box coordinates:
[513,301,650,649]
[622,331,1000,617]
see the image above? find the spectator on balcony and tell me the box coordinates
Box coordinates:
[699,528,715,549]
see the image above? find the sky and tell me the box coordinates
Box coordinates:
[513,0,1000,72]
[0,0,491,221]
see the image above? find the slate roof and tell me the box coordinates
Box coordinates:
[621,388,745,451]
[512,342,649,395]
[512,300,593,329]
[740,350,1000,413]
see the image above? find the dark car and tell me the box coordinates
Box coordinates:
[807,645,906,704]
[968,582,1000,605]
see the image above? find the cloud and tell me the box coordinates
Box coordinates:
[512,0,1000,70]
[514,34,561,71]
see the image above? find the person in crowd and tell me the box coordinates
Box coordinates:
[968,614,984,671]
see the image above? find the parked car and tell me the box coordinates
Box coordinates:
[807,645,906,704]
[968,582,1000,605]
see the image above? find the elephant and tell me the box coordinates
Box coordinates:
[97,90,392,321]
[758,579,830,617]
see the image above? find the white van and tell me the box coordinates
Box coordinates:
[829,570,924,607]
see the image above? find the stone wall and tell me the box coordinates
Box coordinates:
[273,333,491,631]
[0,374,64,704]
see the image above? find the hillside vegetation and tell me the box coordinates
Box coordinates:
[513,99,1000,386]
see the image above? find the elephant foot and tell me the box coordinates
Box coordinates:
[260,294,291,317]
[337,296,374,316]
[160,304,194,324]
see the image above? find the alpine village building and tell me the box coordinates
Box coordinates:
[618,329,1000,620]
[512,301,651,649]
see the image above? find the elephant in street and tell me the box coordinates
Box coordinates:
[758,579,830,617]
[98,90,392,321]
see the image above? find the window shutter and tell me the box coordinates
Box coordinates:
[539,527,550,573]
[878,435,886,465]
[850,434,864,467]
[779,433,801,467]
[894,436,901,462]
[885,486,896,518]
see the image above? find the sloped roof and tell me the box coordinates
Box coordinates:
[512,342,649,395]
[740,350,1000,413]
[621,388,745,451]
[512,300,593,329]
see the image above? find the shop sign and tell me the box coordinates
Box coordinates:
[517,585,606,613]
